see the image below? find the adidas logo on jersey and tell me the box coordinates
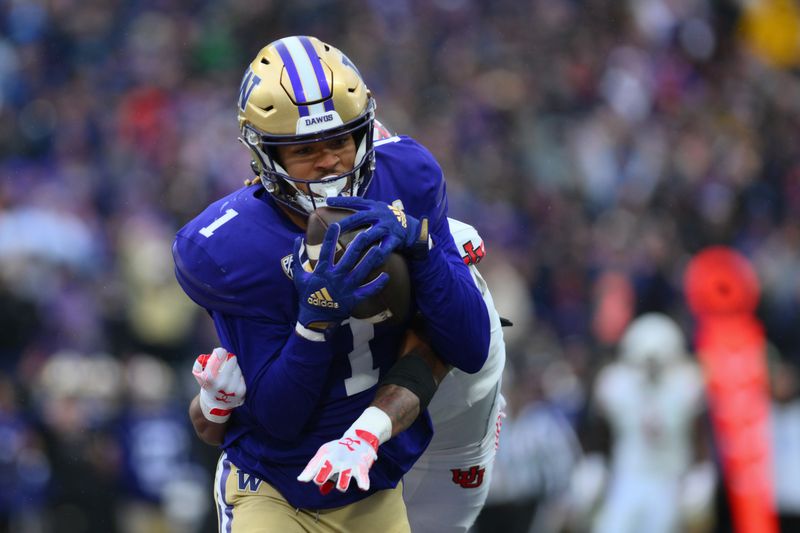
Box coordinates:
[308,288,339,308]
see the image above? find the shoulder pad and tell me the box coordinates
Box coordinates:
[172,187,295,317]
[448,218,485,265]
[372,137,446,223]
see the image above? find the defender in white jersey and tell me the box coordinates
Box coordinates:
[400,218,506,533]
[190,218,506,533]
[590,313,710,533]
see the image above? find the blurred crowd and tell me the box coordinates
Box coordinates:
[2,0,800,531]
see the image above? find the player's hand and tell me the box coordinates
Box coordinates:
[297,427,379,493]
[326,196,429,260]
[292,224,390,333]
[192,347,246,423]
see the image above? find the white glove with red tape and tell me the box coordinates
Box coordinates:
[192,347,246,423]
[297,407,392,493]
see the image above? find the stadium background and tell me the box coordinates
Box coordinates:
[1,0,800,531]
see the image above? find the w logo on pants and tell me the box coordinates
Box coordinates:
[237,470,263,492]
[451,466,485,488]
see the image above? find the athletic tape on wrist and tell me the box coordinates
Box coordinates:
[348,406,392,447]
[379,353,438,411]
[295,322,326,342]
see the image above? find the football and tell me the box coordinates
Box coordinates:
[305,206,411,325]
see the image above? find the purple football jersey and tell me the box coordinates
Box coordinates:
[173,136,489,509]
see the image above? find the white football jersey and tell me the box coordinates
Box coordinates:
[594,360,704,477]
[424,218,506,427]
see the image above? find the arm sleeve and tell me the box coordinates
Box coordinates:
[173,230,335,442]
[408,169,490,374]
[212,312,335,442]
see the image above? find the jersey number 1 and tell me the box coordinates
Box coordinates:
[344,319,379,396]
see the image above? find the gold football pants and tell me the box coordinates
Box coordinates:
[214,452,410,533]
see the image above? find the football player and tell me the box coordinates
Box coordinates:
[172,36,491,532]
[590,313,710,533]
[191,217,506,533]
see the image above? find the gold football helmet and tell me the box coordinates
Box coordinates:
[237,36,376,214]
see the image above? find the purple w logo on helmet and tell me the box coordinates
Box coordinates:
[238,67,262,112]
